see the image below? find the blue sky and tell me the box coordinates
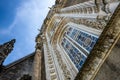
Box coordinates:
[0,0,55,65]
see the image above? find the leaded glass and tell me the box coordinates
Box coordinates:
[67,27,98,53]
[61,27,98,70]
[61,38,86,70]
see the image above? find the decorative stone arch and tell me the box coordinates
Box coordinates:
[50,17,102,46]
[49,19,102,79]
[57,22,101,45]
[57,25,69,45]
[46,18,56,33]
[50,20,80,79]
[46,15,64,37]
[50,18,70,45]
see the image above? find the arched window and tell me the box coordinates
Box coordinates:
[61,27,98,70]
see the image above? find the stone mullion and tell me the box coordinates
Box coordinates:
[65,34,88,57]
[75,4,120,80]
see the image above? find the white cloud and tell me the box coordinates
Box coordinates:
[3,0,55,65]
[0,0,55,35]
[0,19,17,35]
[14,0,55,46]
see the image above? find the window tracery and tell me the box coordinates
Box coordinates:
[66,28,98,53]
[61,38,86,70]
[61,27,98,70]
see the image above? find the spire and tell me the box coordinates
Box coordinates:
[0,39,16,66]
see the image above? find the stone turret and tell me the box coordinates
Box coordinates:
[0,39,16,67]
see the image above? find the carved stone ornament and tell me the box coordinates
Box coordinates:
[0,39,16,57]
[75,4,120,80]
[53,45,71,80]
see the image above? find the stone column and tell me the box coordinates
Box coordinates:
[33,34,43,80]
[33,49,42,80]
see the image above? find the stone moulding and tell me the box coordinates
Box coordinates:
[53,45,71,80]
[75,4,120,80]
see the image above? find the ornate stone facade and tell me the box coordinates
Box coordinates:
[0,0,120,80]
[34,0,120,80]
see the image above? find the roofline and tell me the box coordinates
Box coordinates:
[3,52,35,69]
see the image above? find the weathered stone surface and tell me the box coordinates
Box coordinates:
[0,53,34,80]
[94,39,120,80]
[75,3,120,80]
[0,39,16,66]
[0,0,120,80]
[64,0,89,7]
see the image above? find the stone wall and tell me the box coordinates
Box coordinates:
[95,39,120,80]
[0,53,34,80]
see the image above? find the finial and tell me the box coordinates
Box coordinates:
[0,39,16,66]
